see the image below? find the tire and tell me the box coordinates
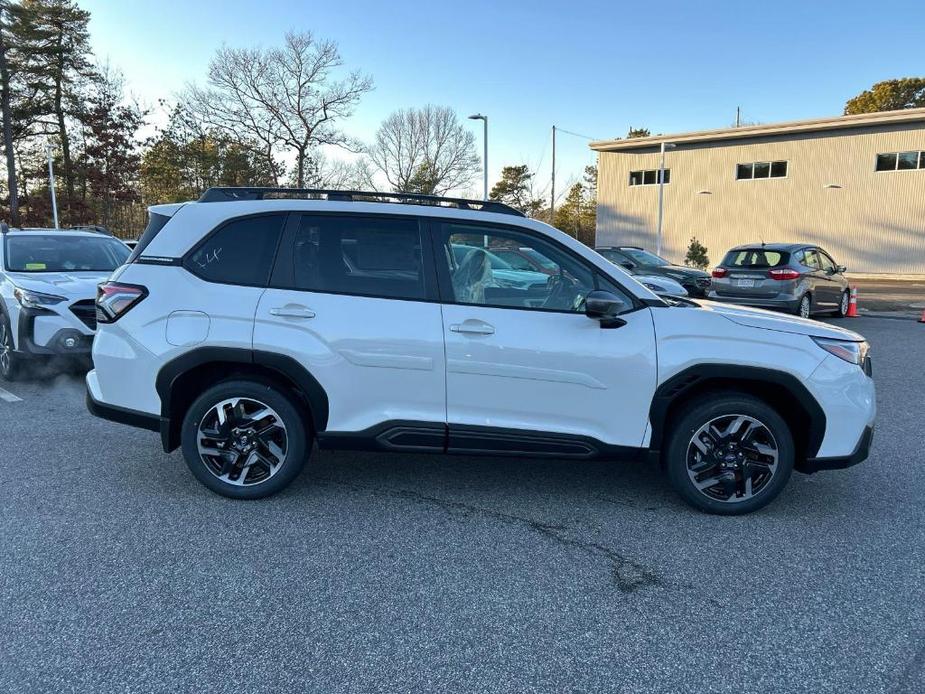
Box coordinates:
[832,290,849,318]
[0,312,22,382]
[664,392,795,515]
[180,378,310,499]
[796,294,812,319]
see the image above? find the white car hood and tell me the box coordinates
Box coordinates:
[7,271,110,301]
[698,300,865,341]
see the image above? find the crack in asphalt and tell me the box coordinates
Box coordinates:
[314,478,661,593]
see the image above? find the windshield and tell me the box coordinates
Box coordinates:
[620,248,670,266]
[4,235,130,272]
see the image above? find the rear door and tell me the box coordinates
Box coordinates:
[432,220,657,452]
[254,212,446,439]
[801,249,830,307]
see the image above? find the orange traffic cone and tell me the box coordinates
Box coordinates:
[846,287,858,317]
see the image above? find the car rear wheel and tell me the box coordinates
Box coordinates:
[833,290,849,318]
[665,393,795,515]
[181,379,310,499]
[0,314,22,382]
[796,294,812,319]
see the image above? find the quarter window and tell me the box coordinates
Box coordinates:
[187,214,285,286]
[736,161,788,180]
[875,150,924,171]
[286,214,426,300]
[629,169,670,186]
[436,223,629,314]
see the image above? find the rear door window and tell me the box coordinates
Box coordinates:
[281,214,428,301]
[186,214,285,286]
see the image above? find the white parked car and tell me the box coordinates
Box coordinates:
[0,225,130,380]
[86,188,875,514]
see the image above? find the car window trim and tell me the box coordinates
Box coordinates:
[268,210,440,303]
[182,211,290,288]
[427,218,642,316]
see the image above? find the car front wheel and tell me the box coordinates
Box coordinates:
[0,314,22,382]
[665,393,795,515]
[833,290,849,318]
[180,379,310,499]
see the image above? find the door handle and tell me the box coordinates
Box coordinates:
[450,320,495,335]
[269,306,315,319]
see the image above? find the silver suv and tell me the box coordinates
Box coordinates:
[707,243,850,319]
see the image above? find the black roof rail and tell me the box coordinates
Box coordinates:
[197,187,526,217]
[68,224,112,236]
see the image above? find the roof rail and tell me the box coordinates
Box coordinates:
[68,224,112,236]
[197,187,526,217]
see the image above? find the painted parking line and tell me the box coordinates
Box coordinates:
[0,386,23,403]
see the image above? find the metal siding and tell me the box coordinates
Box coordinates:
[595,123,925,273]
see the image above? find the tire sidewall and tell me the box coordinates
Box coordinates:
[180,379,310,499]
[665,394,795,515]
[798,294,811,318]
[0,310,20,382]
[837,290,849,317]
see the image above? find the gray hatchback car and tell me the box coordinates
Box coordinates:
[707,243,850,318]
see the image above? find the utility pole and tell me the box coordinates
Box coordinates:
[735,106,741,128]
[46,140,59,229]
[550,125,556,221]
[656,142,675,256]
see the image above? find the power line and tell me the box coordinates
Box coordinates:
[555,127,598,141]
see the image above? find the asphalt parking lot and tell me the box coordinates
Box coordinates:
[1,315,923,694]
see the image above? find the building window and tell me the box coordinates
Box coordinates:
[629,169,670,186]
[736,161,788,180]
[875,151,924,172]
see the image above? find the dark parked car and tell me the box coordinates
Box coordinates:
[595,246,711,297]
[708,243,850,318]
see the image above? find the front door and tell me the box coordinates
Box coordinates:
[254,212,446,439]
[432,221,658,454]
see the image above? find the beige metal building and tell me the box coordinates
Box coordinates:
[591,108,925,274]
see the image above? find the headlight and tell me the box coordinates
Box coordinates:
[812,337,870,366]
[13,287,67,308]
[643,282,667,293]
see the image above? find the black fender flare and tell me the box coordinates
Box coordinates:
[155,347,330,450]
[647,364,826,459]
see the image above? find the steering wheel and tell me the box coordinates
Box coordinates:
[542,273,582,310]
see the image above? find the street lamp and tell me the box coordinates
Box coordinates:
[655,141,676,256]
[468,114,488,201]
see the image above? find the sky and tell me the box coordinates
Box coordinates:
[81,0,925,199]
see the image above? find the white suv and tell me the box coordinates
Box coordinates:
[1,226,130,380]
[86,188,876,514]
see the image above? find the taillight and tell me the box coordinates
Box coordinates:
[96,282,148,323]
[767,268,800,281]
[711,267,728,278]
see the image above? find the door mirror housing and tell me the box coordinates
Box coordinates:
[836,264,847,273]
[585,290,627,329]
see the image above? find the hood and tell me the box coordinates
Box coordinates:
[697,300,866,341]
[660,265,710,279]
[7,271,111,301]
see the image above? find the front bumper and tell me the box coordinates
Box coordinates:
[798,425,873,473]
[17,307,93,357]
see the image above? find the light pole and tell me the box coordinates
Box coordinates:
[468,114,488,201]
[655,141,675,256]
[46,139,59,229]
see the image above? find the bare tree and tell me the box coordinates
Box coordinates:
[185,31,372,187]
[367,105,480,195]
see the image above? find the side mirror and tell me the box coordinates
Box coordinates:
[585,290,627,329]
[837,265,847,273]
